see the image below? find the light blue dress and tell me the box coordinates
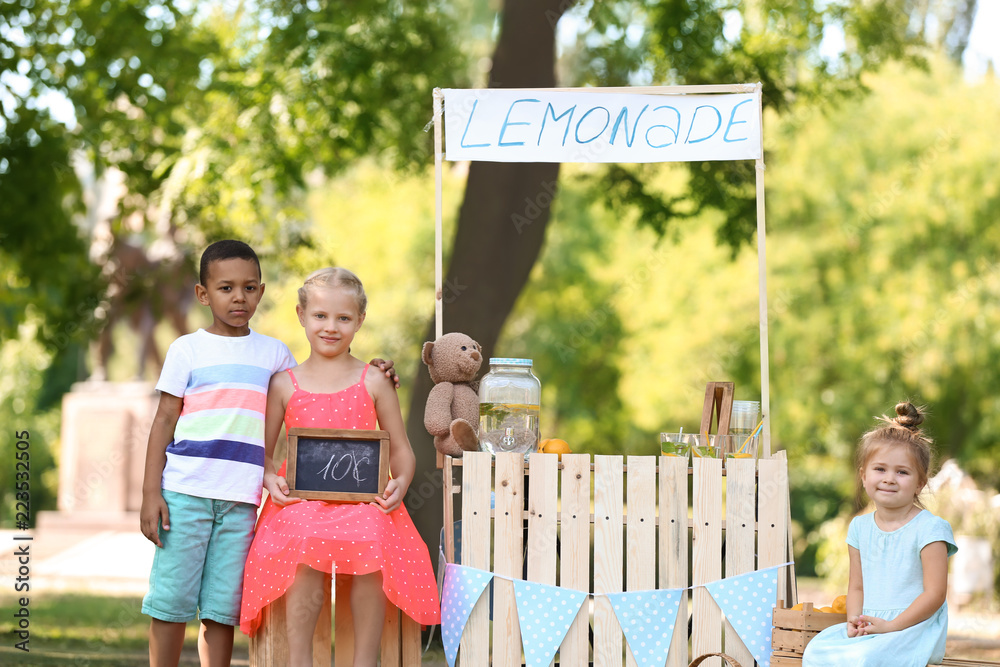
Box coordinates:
[803,509,956,667]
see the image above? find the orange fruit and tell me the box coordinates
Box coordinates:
[819,606,835,613]
[790,603,804,611]
[832,595,847,613]
[539,438,572,460]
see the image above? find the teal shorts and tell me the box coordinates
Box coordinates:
[141,489,257,626]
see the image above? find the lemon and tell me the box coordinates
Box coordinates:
[539,438,572,460]
[790,603,805,611]
[831,595,847,613]
[819,606,835,613]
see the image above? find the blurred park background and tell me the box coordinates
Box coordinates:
[2,0,999,636]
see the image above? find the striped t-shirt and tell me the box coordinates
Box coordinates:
[155,328,296,505]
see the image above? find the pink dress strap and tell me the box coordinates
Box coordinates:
[286,368,300,389]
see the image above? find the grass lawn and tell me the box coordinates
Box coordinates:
[0,592,447,665]
[0,592,242,665]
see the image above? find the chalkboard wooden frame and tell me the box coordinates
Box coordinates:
[286,428,391,502]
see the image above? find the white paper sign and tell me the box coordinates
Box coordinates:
[443,88,761,164]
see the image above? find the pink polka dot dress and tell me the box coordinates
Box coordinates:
[240,367,441,636]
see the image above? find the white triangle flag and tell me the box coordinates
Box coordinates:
[440,563,493,667]
[512,578,587,667]
[606,589,684,667]
[704,568,779,667]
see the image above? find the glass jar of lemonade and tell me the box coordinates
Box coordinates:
[478,358,541,455]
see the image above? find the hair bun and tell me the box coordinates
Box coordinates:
[894,402,924,429]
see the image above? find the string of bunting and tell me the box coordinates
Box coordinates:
[441,560,794,667]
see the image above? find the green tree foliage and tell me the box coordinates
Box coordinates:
[766,60,1000,481]
[733,60,1000,572]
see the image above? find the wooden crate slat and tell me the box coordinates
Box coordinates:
[659,456,689,667]
[492,453,524,666]
[724,457,757,667]
[758,457,790,607]
[771,627,818,652]
[460,452,492,667]
[692,458,724,664]
[527,452,559,585]
[626,456,657,667]
[594,455,625,667]
[561,453,593,666]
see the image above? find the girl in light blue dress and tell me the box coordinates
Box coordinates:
[804,401,957,667]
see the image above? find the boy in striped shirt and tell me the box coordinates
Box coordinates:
[139,240,394,666]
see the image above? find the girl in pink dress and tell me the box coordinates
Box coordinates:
[240,268,439,667]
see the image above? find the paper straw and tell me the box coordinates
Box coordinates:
[738,419,765,454]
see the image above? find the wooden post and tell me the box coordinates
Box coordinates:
[433,88,444,341]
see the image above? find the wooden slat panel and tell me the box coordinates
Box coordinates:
[443,455,456,564]
[625,456,657,667]
[492,453,525,667]
[775,450,798,604]
[659,456,689,667]
[401,613,423,666]
[692,457,723,666]
[724,457,756,667]
[249,595,279,667]
[527,453,559,585]
[759,456,789,606]
[461,452,493,667]
[594,455,624,667]
[335,575,354,667]
[315,575,332,667]
[380,605,401,667]
[560,453,592,666]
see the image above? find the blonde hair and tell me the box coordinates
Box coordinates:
[297,267,368,314]
[856,401,934,498]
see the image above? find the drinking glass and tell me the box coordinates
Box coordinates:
[659,433,695,461]
[730,400,761,436]
[689,434,719,459]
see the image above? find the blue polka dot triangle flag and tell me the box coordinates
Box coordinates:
[441,563,493,667]
[606,588,684,667]
[512,578,588,667]
[704,567,779,667]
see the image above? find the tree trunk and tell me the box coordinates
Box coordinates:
[404,0,574,563]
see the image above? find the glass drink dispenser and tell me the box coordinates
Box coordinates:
[478,358,541,455]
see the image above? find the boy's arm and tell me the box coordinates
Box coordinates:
[368,371,416,514]
[369,358,400,389]
[262,371,300,506]
[139,392,183,548]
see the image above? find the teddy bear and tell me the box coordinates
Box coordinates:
[422,332,483,457]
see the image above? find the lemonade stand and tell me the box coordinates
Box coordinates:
[431,85,797,667]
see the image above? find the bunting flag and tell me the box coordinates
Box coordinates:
[606,589,684,667]
[440,563,493,667]
[512,578,588,667]
[704,568,780,667]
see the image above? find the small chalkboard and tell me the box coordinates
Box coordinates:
[286,428,390,502]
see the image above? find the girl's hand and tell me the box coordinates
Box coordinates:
[372,478,407,514]
[846,615,866,637]
[264,473,302,507]
[856,615,889,635]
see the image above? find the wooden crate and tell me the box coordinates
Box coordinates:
[770,600,845,665]
[445,451,793,667]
